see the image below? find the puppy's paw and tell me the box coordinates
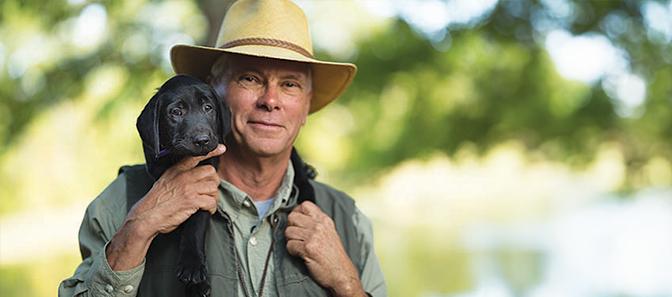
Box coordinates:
[186,281,211,297]
[176,259,208,285]
[177,246,208,286]
[177,258,211,297]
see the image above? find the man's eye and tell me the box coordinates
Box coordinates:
[203,104,213,112]
[284,81,299,88]
[239,75,259,84]
[169,108,183,116]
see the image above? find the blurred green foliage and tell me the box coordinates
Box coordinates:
[0,253,80,297]
[329,1,672,188]
[0,265,35,297]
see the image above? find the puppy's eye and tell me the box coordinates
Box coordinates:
[169,108,183,116]
[203,104,213,112]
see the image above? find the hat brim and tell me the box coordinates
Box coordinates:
[170,44,357,114]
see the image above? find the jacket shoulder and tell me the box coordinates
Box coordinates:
[82,170,131,240]
[309,180,356,213]
[118,164,154,212]
[308,180,364,268]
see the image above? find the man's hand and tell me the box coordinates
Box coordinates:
[106,144,226,271]
[285,201,367,297]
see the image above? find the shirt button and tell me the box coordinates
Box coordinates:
[123,285,134,293]
[105,284,114,293]
[249,236,257,246]
[243,200,251,208]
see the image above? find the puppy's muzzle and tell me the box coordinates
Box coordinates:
[178,129,217,156]
[193,135,211,148]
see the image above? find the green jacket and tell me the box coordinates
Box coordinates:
[58,164,387,297]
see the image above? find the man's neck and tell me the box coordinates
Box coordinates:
[217,146,289,202]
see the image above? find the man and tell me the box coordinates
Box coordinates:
[58,0,386,296]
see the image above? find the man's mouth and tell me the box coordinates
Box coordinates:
[248,120,283,129]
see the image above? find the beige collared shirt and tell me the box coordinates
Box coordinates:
[217,162,297,296]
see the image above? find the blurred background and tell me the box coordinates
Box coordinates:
[1,0,671,296]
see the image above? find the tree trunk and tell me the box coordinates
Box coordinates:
[196,0,235,46]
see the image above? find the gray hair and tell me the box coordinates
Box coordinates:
[208,55,232,98]
[210,54,232,84]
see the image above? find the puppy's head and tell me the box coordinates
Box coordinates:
[137,75,231,178]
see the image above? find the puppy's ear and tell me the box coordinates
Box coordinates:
[213,88,232,144]
[136,91,162,161]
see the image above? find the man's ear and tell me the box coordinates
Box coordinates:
[302,91,312,125]
[213,88,232,144]
[136,92,162,160]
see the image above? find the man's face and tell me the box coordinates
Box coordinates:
[212,55,312,158]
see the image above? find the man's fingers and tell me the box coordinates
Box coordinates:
[189,165,221,183]
[194,194,218,215]
[297,201,322,218]
[287,210,313,227]
[192,180,220,196]
[174,144,226,172]
[285,226,309,241]
[286,239,306,258]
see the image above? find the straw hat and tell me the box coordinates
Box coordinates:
[170,0,357,114]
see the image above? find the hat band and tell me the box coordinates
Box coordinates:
[219,37,314,59]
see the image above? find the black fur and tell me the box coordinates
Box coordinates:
[136,75,230,297]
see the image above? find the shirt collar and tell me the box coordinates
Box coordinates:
[217,159,298,219]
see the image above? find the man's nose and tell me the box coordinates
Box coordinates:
[256,84,280,112]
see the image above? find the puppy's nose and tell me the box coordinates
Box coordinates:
[193,135,211,148]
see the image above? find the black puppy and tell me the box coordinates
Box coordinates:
[136,75,318,297]
[137,75,230,297]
